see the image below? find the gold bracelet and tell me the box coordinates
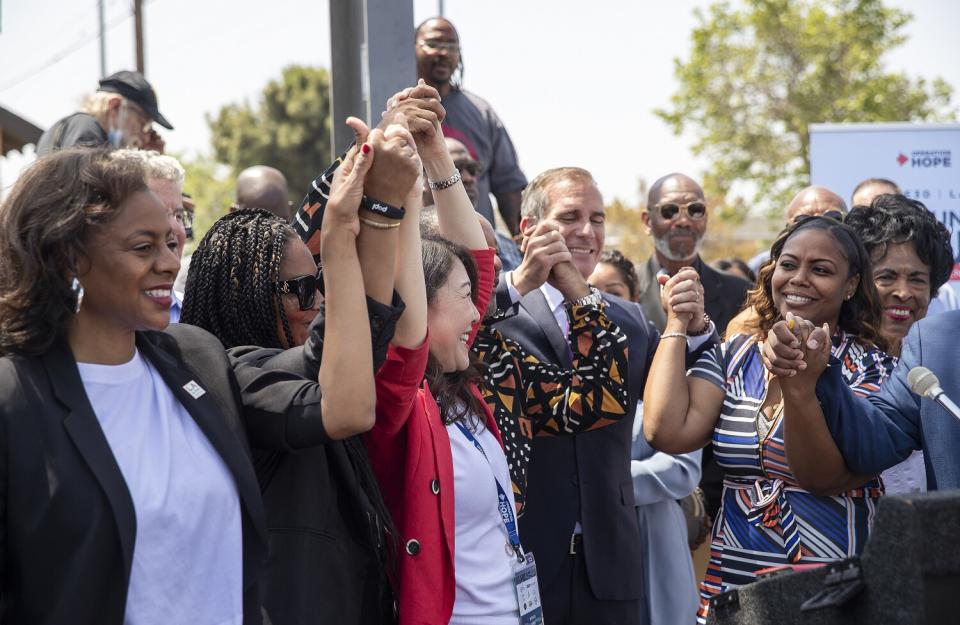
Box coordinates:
[359,217,401,229]
[660,332,687,341]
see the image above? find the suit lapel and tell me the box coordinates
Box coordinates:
[135,334,267,545]
[638,257,667,330]
[521,288,571,364]
[45,341,137,582]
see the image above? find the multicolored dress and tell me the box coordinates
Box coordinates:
[689,330,895,623]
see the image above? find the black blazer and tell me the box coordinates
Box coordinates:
[230,294,404,625]
[636,255,751,336]
[491,283,657,601]
[0,324,278,625]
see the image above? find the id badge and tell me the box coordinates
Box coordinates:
[513,552,544,625]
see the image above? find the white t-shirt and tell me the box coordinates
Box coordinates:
[78,350,244,625]
[447,419,520,625]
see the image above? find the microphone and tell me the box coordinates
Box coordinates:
[907,367,960,423]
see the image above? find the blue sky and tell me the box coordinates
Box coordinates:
[1,0,958,204]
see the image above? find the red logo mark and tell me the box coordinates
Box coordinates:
[897,153,909,166]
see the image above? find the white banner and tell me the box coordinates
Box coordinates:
[810,122,960,284]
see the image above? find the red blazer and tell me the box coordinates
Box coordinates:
[365,248,499,625]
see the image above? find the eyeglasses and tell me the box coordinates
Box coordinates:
[418,39,460,54]
[276,269,323,311]
[173,207,194,230]
[453,159,481,177]
[654,201,707,221]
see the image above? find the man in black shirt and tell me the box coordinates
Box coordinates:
[37,70,172,155]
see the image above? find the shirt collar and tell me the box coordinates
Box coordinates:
[540,281,566,313]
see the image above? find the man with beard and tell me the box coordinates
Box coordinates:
[415,16,527,235]
[636,173,749,335]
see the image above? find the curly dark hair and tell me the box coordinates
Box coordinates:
[844,194,954,297]
[0,148,147,357]
[421,234,488,427]
[598,249,640,301]
[181,208,300,349]
[744,215,885,350]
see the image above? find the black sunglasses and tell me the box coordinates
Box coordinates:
[654,201,707,221]
[453,159,482,177]
[276,269,323,311]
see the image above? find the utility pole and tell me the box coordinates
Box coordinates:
[438,0,444,16]
[133,0,145,74]
[98,0,107,77]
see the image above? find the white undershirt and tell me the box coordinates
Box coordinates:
[78,350,244,625]
[447,419,520,625]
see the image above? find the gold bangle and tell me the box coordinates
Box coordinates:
[660,332,687,341]
[359,217,401,229]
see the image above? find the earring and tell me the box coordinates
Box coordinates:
[71,277,84,314]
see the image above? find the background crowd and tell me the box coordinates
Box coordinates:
[0,12,958,625]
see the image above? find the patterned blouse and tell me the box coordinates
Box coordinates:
[689,330,895,624]
[475,302,630,515]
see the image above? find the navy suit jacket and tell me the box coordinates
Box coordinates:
[491,282,657,601]
[815,310,960,490]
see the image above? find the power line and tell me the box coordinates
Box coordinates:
[0,6,132,93]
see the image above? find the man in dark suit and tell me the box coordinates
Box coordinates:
[636,173,750,336]
[492,167,715,625]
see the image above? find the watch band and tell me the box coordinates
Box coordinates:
[565,286,603,308]
[359,195,405,220]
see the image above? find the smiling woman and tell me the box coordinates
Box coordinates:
[0,148,356,625]
[642,215,895,624]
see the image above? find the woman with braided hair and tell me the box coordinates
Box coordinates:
[182,121,422,625]
[181,208,317,351]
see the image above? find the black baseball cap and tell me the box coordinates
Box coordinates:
[98,70,173,130]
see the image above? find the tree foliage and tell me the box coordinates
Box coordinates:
[178,154,236,254]
[657,0,955,216]
[208,65,331,204]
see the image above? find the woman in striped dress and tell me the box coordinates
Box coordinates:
[643,215,895,623]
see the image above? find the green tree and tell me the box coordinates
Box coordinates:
[178,154,236,253]
[208,65,331,204]
[657,0,955,216]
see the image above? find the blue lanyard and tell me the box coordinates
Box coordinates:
[454,421,524,561]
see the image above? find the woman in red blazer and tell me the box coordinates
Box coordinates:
[364,82,530,624]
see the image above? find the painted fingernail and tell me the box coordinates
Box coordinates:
[361,143,371,155]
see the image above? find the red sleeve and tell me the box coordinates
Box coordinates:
[372,337,430,437]
[466,248,496,347]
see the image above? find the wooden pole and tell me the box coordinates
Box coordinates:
[133,0,144,74]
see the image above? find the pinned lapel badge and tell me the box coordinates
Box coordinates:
[183,380,206,399]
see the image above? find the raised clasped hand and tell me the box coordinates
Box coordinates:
[660,268,705,333]
[343,116,421,208]
[761,311,831,388]
[512,221,572,296]
[381,79,446,162]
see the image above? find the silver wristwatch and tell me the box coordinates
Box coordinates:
[565,286,603,308]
